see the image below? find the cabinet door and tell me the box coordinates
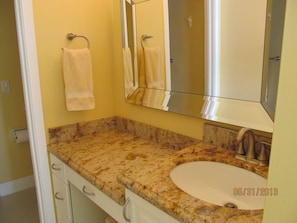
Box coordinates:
[125,189,180,223]
[52,175,73,223]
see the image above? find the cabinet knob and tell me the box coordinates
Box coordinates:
[123,198,131,222]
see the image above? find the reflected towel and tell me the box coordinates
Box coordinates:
[122,48,135,97]
[62,48,95,111]
[138,50,147,88]
[142,88,166,110]
[126,87,145,105]
[143,46,164,89]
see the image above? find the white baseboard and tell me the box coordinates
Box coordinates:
[0,175,35,197]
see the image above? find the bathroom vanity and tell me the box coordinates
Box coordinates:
[50,151,180,223]
[48,117,269,223]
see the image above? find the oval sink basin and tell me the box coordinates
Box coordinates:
[170,161,267,210]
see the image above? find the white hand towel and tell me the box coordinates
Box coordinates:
[144,46,164,89]
[62,48,95,111]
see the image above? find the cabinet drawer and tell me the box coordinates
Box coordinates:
[65,165,125,223]
[50,153,66,183]
[52,175,73,223]
[126,189,180,223]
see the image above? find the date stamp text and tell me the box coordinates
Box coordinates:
[233,187,278,196]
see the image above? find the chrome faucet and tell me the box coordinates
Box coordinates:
[235,128,257,163]
[235,128,269,166]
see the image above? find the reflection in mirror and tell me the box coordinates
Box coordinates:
[209,0,266,101]
[121,0,171,111]
[121,0,136,97]
[121,0,286,133]
[201,0,285,132]
[135,0,167,90]
[168,0,205,95]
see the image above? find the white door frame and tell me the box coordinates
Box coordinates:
[14,1,56,222]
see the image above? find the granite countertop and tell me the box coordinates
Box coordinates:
[48,129,178,205]
[47,117,268,223]
[118,144,268,223]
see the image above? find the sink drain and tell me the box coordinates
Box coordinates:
[224,202,238,209]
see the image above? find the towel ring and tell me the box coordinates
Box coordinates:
[66,33,90,49]
[141,34,153,48]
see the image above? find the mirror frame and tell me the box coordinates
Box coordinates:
[121,0,275,133]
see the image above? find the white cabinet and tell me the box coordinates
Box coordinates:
[125,189,180,223]
[50,154,73,223]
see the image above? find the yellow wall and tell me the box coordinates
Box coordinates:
[263,0,297,222]
[0,0,33,184]
[32,0,116,136]
[31,0,207,140]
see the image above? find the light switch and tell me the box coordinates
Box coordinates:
[1,80,10,92]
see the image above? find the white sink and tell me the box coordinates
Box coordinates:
[170,161,267,210]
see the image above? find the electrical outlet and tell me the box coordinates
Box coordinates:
[1,80,10,93]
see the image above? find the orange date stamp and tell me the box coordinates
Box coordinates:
[233,187,278,196]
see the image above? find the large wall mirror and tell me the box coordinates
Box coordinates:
[120,0,286,133]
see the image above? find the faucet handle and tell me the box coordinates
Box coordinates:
[235,139,246,161]
[257,141,270,166]
[235,142,246,161]
[235,127,255,162]
[236,140,245,155]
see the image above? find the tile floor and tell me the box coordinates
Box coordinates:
[0,187,40,223]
